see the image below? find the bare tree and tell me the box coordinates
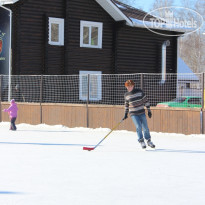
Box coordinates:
[117,0,144,10]
[120,0,205,72]
[150,0,205,73]
[152,0,174,9]
[149,0,174,22]
[118,0,138,6]
[179,32,204,73]
[178,0,205,73]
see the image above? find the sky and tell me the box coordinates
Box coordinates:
[0,122,205,205]
[130,0,184,12]
[125,0,205,34]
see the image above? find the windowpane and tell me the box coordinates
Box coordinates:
[51,23,59,42]
[82,75,88,98]
[80,21,102,48]
[188,98,201,105]
[90,75,98,99]
[83,27,89,44]
[79,71,102,101]
[91,27,98,46]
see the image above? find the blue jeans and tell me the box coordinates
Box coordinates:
[131,114,151,142]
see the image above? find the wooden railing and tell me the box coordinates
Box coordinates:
[0,102,203,135]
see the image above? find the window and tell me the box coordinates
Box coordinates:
[186,83,190,88]
[79,71,102,101]
[49,17,64,46]
[172,97,186,103]
[187,98,201,105]
[80,21,103,48]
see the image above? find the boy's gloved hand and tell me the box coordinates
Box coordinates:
[122,113,128,120]
[148,110,152,118]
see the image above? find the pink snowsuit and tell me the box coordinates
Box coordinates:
[3,99,18,119]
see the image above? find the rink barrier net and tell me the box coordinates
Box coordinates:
[0,73,204,108]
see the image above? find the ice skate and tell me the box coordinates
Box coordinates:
[139,139,146,149]
[147,139,155,148]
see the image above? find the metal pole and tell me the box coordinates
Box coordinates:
[202,73,204,109]
[8,7,12,101]
[40,75,43,124]
[201,73,204,134]
[0,75,2,122]
[86,74,90,128]
[1,6,12,101]
[140,73,144,90]
[0,75,2,101]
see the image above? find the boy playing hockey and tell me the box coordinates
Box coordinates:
[123,80,155,149]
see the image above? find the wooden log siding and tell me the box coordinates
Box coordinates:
[7,0,179,76]
[116,26,177,74]
[9,0,66,75]
[65,0,115,75]
[0,103,202,135]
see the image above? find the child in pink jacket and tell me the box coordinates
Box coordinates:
[3,99,18,130]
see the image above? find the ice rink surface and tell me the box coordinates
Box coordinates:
[0,122,205,205]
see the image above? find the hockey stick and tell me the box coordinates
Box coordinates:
[83,119,124,151]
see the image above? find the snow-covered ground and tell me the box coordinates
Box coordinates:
[0,122,205,205]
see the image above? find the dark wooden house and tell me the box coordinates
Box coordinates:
[1,0,182,104]
[1,0,181,75]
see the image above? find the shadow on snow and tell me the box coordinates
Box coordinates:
[15,130,77,133]
[0,191,24,195]
[0,141,94,147]
[147,148,205,154]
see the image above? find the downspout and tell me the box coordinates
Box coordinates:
[201,73,204,134]
[161,40,170,84]
[0,5,12,101]
[176,37,180,97]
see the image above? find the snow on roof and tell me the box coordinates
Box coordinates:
[111,0,155,21]
[96,0,184,33]
[0,0,19,5]
[130,17,192,33]
[177,58,199,81]
[114,2,127,10]
[95,0,133,26]
[96,0,158,27]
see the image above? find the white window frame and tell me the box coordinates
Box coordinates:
[49,17,64,46]
[79,71,102,101]
[80,20,103,49]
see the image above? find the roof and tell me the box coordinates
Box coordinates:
[95,0,133,26]
[0,0,184,32]
[111,0,155,21]
[95,0,156,27]
[0,0,19,5]
[96,0,185,32]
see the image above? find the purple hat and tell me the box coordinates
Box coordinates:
[10,99,15,104]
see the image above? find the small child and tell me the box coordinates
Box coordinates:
[3,99,18,131]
